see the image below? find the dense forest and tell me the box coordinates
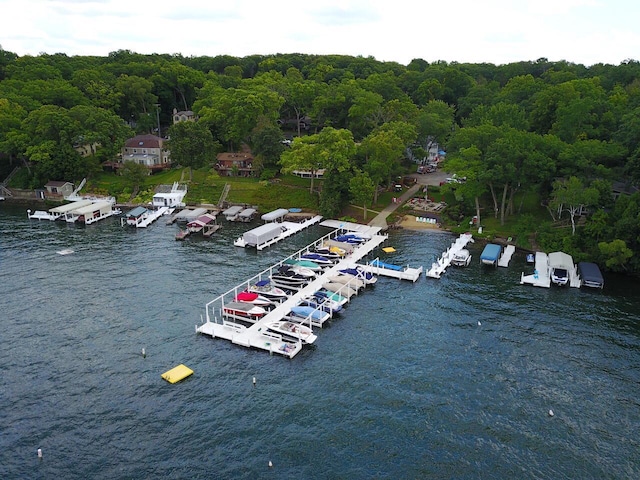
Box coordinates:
[0,48,639,274]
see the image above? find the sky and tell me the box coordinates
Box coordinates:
[1,0,639,66]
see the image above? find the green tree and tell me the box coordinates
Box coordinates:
[550,176,599,235]
[166,121,219,180]
[349,170,375,221]
[598,239,633,271]
[359,128,405,202]
[120,161,149,194]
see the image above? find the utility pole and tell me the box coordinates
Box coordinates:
[155,103,161,138]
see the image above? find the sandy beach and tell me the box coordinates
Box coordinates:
[397,214,442,231]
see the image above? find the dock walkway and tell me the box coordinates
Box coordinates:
[198,227,388,358]
[425,233,474,279]
[498,245,516,267]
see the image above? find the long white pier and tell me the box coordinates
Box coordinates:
[198,226,387,358]
[425,233,474,279]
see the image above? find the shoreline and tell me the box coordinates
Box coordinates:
[396,214,443,231]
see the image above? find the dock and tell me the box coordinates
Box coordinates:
[234,215,323,250]
[198,225,391,358]
[520,252,551,288]
[122,206,171,228]
[425,233,474,279]
[357,259,423,282]
[498,245,516,267]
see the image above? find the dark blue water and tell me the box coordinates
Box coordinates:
[1,203,639,479]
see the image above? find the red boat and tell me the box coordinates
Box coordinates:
[223,301,266,318]
[236,291,276,307]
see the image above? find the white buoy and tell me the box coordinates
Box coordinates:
[548,409,554,417]
[142,348,146,358]
[37,448,42,459]
[268,460,273,468]
[252,376,256,386]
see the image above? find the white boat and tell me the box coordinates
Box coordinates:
[246,280,289,301]
[265,321,317,344]
[549,251,574,286]
[323,282,357,298]
[286,264,317,278]
[451,248,472,267]
[327,274,365,290]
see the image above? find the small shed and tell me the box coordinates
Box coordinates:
[44,181,75,197]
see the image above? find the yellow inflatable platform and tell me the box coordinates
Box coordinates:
[161,364,194,384]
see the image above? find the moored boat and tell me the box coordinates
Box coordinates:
[328,274,365,290]
[300,252,335,265]
[283,258,323,271]
[236,291,277,307]
[577,261,604,289]
[315,289,348,307]
[223,301,267,319]
[300,293,343,313]
[246,280,289,301]
[288,305,331,324]
[549,251,574,286]
[323,282,357,298]
[265,321,317,344]
[271,265,313,287]
[451,248,472,267]
[339,267,377,285]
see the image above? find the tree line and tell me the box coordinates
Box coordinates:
[0,48,639,273]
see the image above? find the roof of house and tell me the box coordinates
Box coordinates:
[124,134,163,149]
[126,206,149,218]
[45,180,73,187]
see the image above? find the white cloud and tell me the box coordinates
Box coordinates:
[0,0,637,65]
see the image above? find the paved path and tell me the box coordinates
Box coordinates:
[367,183,422,229]
[366,170,450,230]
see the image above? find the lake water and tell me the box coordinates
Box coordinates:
[1,203,639,479]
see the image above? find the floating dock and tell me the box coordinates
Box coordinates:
[425,233,474,279]
[198,225,390,358]
[498,245,516,267]
[358,259,423,282]
[520,252,551,288]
